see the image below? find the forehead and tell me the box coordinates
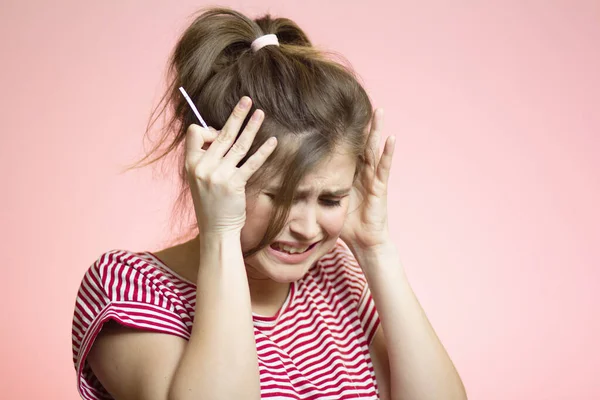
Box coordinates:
[268,148,357,193]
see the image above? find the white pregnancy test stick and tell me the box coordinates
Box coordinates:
[178,86,209,129]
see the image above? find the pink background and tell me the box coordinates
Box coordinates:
[1,0,598,398]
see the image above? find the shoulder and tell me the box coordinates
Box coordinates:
[72,249,191,399]
[72,249,192,382]
[78,249,186,303]
[85,249,164,283]
[310,240,367,298]
[317,240,380,343]
[73,248,192,341]
[73,248,195,330]
[317,239,365,281]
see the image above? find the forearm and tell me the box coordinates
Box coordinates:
[169,232,260,400]
[349,241,467,400]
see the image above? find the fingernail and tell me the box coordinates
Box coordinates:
[251,110,263,121]
[239,97,251,109]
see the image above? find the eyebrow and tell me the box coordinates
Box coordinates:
[266,187,352,197]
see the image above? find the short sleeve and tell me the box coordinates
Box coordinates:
[71,250,191,400]
[334,241,381,345]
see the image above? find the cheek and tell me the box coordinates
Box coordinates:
[320,205,348,235]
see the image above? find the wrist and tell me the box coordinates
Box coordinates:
[346,236,394,257]
[198,231,246,275]
[199,230,241,247]
[347,239,400,269]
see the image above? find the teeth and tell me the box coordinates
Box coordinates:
[273,243,310,254]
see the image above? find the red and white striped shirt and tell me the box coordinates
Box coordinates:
[72,241,381,399]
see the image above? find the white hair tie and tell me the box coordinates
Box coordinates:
[251,34,279,53]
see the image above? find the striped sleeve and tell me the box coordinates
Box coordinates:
[72,250,190,400]
[336,241,381,345]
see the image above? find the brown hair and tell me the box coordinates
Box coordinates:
[126,7,373,257]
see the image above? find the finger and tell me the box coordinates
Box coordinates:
[375,135,396,187]
[219,109,264,170]
[204,96,253,160]
[184,124,219,168]
[365,109,384,167]
[201,127,220,150]
[235,137,278,184]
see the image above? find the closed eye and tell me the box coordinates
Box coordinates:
[264,193,344,207]
[319,198,342,207]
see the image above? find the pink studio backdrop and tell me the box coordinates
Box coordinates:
[1,0,598,399]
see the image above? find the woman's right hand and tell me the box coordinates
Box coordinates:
[185,96,277,237]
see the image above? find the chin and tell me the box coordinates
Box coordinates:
[247,240,337,283]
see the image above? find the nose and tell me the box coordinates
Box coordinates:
[288,203,320,241]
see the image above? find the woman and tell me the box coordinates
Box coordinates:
[72,7,467,400]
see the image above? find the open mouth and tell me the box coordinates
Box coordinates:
[269,241,319,255]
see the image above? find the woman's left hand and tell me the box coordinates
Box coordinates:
[341,109,396,251]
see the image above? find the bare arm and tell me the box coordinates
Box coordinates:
[356,242,467,400]
[169,233,261,399]
[87,322,186,400]
[340,108,467,399]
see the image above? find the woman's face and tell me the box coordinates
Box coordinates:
[241,146,357,283]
